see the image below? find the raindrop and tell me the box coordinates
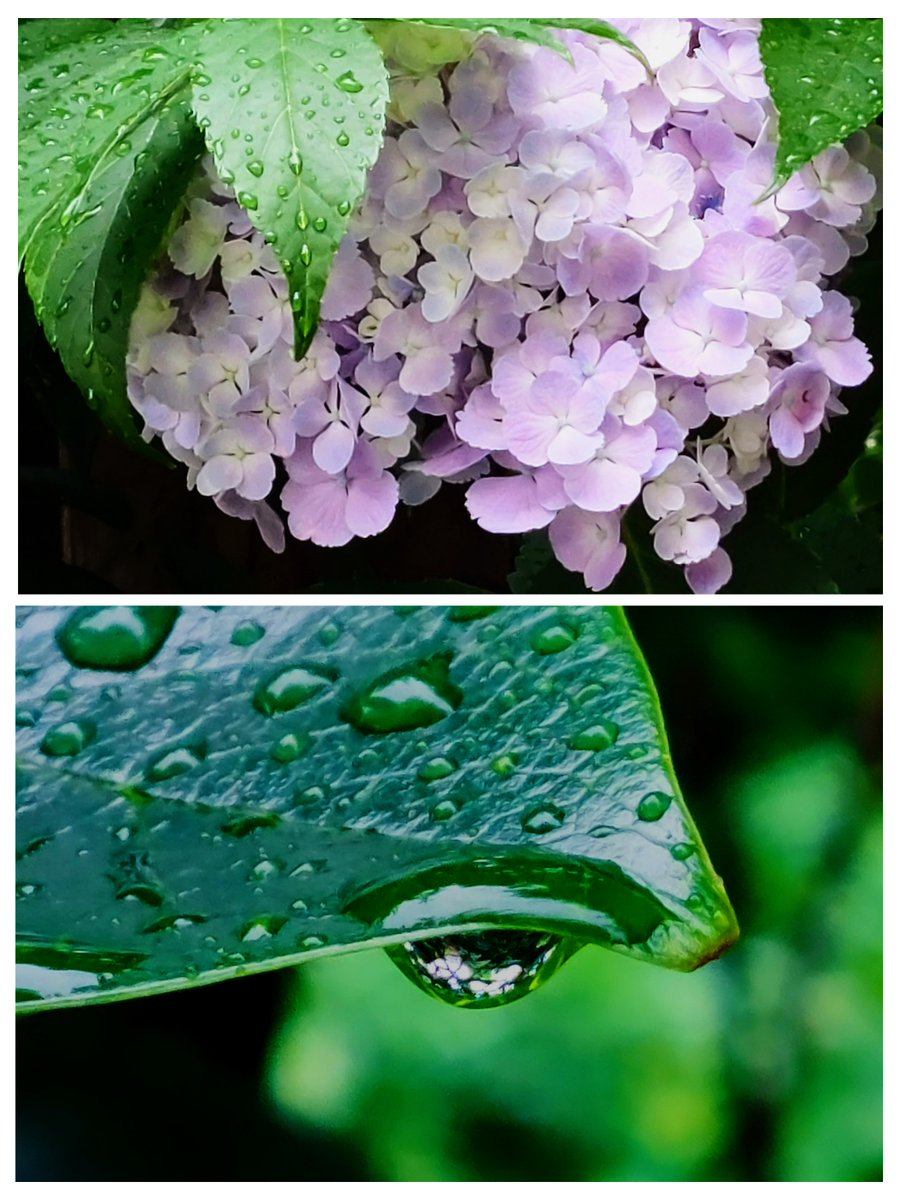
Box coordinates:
[238,191,259,210]
[252,663,338,715]
[318,620,341,646]
[82,340,95,367]
[142,46,168,62]
[567,722,619,752]
[16,707,39,728]
[336,131,350,147]
[530,621,579,655]
[448,606,500,622]
[276,184,290,199]
[300,934,328,950]
[240,914,286,942]
[299,243,313,266]
[671,842,695,861]
[192,71,211,86]
[312,216,327,232]
[390,930,571,1008]
[246,160,264,177]
[418,756,458,782]
[231,618,265,646]
[491,753,518,778]
[429,798,460,822]
[637,792,672,822]
[146,742,207,782]
[144,913,206,932]
[335,69,363,94]
[288,149,303,175]
[238,83,251,97]
[246,57,264,68]
[221,812,281,838]
[57,605,179,670]
[521,804,565,835]
[16,883,41,898]
[574,683,604,706]
[271,731,313,763]
[294,785,327,806]
[295,210,309,231]
[40,719,96,757]
[341,653,462,734]
[337,199,352,216]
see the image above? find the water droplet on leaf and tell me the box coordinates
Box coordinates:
[521,804,565,835]
[57,606,179,671]
[252,663,338,715]
[40,719,96,757]
[637,792,672,822]
[341,653,462,734]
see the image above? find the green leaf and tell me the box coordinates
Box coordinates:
[18,19,196,268]
[24,97,204,451]
[16,606,737,1012]
[191,18,389,358]
[760,18,883,190]
[18,18,116,70]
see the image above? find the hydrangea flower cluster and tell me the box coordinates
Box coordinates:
[127,18,881,590]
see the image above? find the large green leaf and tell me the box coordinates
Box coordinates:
[16,606,737,1013]
[760,18,883,190]
[24,96,204,450]
[191,18,389,359]
[18,19,196,267]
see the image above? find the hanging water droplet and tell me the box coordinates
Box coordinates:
[57,606,179,670]
[567,722,619,752]
[252,663,338,715]
[637,792,672,822]
[389,930,575,1008]
[334,69,363,94]
[299,243,313,266]
[146,742,207,782]
[336,131,350,147]
[531,621,579,655]
[521,804,565,835]
[231,618,265,646]
[40,719,96,757]
[341,652,462,734]
[417,756,458,782]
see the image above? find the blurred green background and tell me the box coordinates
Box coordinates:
[16,606,882,1182]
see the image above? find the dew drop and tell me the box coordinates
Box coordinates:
[299,934,327,950]
[671,842,695,861]
[491,753,518,778]
[238,83,251,96]
[146,742,206,782]
[521,804,565,835]
[567,722,619,752]
[531,621,579,655]
[312,215,327,232]
[144,913,206,932]
[336,131,350,147]
[299,243,313,266]
[221,812,280,838]
[246,159,264,177]
[240,915,286,942]
[271,731,313,763]
[335,69,364,94]
[294,785,327,806]
[40,719,96,757]
[16,707,39,728]
[429,798,460,822]
[337,199,352,216]
[246,57,264,68]
[276,184,290,199]
[341,652,462,734]
[637,792,672,822]
[238,190,259,210]
[318,620,341,646]
[288,149,303,175]
[417,756,457,782]
[231,618,265,646]
[252,663,338,715]
[390,930,571,1008]
[56,605,179,670]
[448,605,500,622]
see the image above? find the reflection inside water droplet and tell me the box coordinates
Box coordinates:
[56,606,180,671]
[388,930,577,1008]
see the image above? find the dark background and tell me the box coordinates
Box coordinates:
[16,607,883,1181]
[18,217,881,595]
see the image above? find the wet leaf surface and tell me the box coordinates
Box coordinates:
[16,606,737,1011]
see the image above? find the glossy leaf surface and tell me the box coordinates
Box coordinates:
[761,18,883,188]
[190,18,389,358]
[16,606,737,1012]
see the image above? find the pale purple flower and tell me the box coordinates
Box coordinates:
[294,377,365,475]
[557,226,650,302]
[373,306,461,395]
[685,546,732,594]
[353,354,418,438]
[465,466,566,533]
[777,146,877,227]
[652,484,720,564]
[507,42,608,131]
[416,85,518,179]
[468,217,529,282]
[557,416,657,512]
[320,239,376,321]
[768,364,831,460]
[794,292,873,386]
[282,441,399,546]
[418,245,474,322]
[168,198,229,278]
[645,288,752,377]
[696,29,768,103]
[705,353,769,417]
[187,330,251,417]
[196,416,276,501]
[368,130,443,220]
[694,231,796,319]
[548,508,627,591]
